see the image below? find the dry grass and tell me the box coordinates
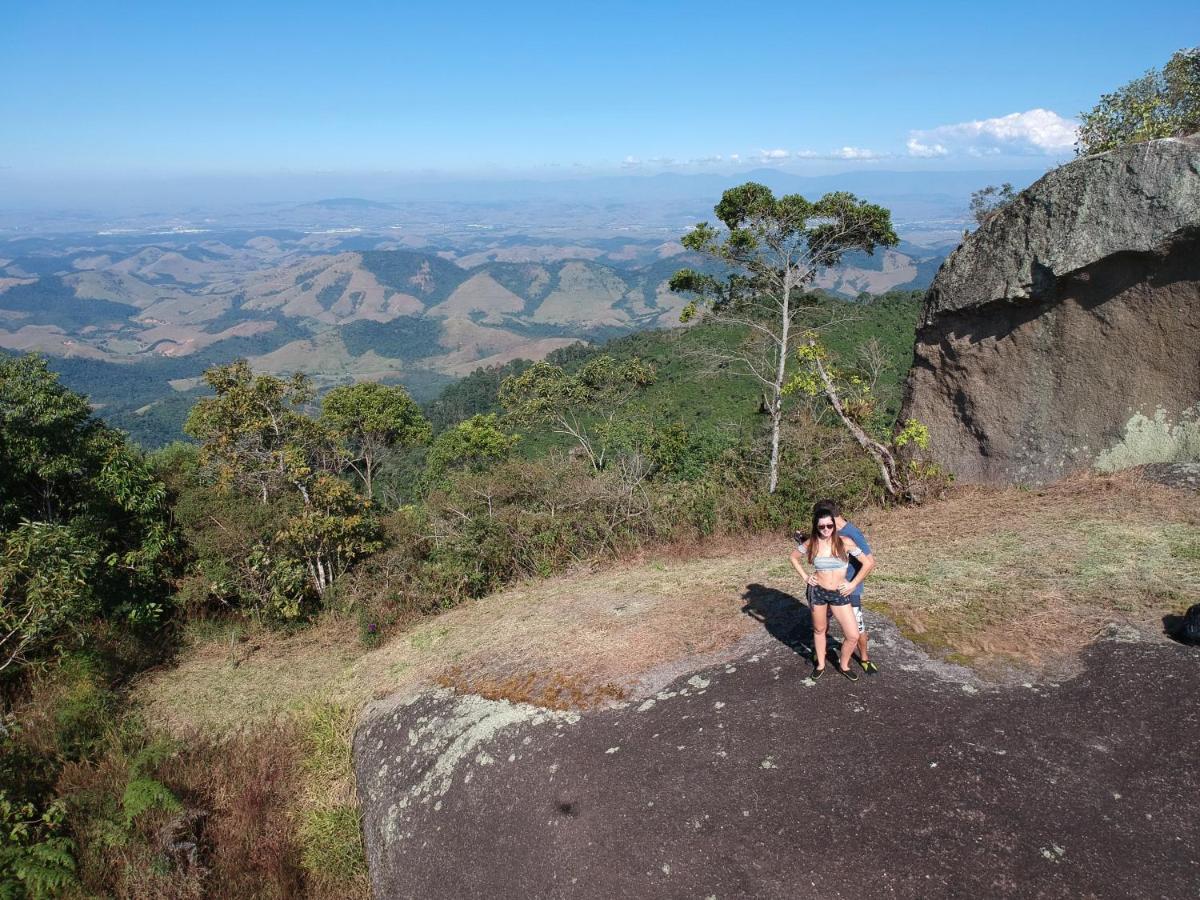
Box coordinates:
[134,470,1199,736]
[859,470,1200,671]
[434,666,628,710]
[58,725,308,900]
[161,725,309,900]
[293,703,370,900]
[133,621,361,735]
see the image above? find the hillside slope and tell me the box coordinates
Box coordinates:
[131,470,1200,898]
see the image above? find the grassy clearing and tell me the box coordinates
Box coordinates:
[863,474,1200,671]
[135,470,1199,736]
[135,623,362,735]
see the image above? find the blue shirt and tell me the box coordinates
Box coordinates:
[838,521,872,601]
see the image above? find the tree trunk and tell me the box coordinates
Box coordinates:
[768,281,792,494]
[768,395,782,494]
[314,556,328,595]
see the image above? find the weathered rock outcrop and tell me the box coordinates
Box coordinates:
[900,135,1200,485]
[354,625,1200,899]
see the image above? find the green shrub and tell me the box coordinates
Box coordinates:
[49,659,117,764]
[0,795,76,900]
[121,739,183,828]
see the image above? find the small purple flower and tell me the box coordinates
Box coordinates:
[367,623,377,634]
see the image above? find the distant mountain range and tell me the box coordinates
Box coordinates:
[0,225,953,446]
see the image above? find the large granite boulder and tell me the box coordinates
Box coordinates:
[900,135,1200,486]
[353,630,1200,899]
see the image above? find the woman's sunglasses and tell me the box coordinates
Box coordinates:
[817,522,835,531]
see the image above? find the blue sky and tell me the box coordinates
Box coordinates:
[2,0,1195,179]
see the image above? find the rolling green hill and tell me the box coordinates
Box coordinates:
[425,290,923,456]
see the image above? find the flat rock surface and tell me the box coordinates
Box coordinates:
[356,602,1200,899]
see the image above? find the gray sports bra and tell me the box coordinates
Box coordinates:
[810,543,862,571]
[813,555,847,571]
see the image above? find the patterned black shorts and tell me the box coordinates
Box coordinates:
[808,584,851,607]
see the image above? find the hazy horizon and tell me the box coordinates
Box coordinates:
[0,166,1051,241]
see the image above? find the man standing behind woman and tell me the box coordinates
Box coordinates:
[789,501,877,681]
[816,499,878,674]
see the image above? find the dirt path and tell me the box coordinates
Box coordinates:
[356,609,1200,899]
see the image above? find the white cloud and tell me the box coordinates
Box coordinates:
[792,146,889,161]
[621,155,641,168]
[759,148,791,159]
[833,146,886,160]
[906,138,948,158]
[907,109,1078,157]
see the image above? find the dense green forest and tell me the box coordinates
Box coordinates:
[0,278,139,330]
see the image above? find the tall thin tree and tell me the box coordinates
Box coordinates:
[670,183,897,493]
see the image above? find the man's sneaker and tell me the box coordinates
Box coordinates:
[860,659,880,675]
[839,666,859,682]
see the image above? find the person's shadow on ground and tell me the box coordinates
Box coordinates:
[741,583,839,663]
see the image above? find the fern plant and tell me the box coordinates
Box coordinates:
[0,793,76,900]
[120,739,183,829]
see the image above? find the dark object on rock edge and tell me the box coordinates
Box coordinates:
[1181,604,1200,645]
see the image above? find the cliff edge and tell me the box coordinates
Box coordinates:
[901,135,1200,485]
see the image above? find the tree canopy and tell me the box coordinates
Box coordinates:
[0,355,175,679]
[184,359,319,504]
[498,355,655,472]
[969,183,1016,227]
[182,361,383,612]
[424,414,518,484]
[321,381,431,499]
[1077,47,1200,154]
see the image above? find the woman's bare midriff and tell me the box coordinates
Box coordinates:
[813,569,846,592]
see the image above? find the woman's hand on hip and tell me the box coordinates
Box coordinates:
[837,582,855,596]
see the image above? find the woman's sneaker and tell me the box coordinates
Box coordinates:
[860,660,880,675]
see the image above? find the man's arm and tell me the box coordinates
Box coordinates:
[842,523,875,592]
[848,551,875,591]
[839,538,875,595]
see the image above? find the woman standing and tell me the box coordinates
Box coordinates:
[789,507,869,681]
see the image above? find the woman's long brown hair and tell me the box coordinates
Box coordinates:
[806,508,847,564]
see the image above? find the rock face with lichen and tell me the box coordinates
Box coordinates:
[352,625,1200,899]
[900,135,1200,486]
